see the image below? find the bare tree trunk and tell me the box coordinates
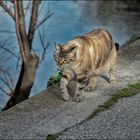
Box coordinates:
[2,55,39,111]
[0,0,52,111]
[0,0,41,111]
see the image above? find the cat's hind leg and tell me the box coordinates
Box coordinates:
[109,49,117,84]
[84,75,98,92]
[109,66,117,84]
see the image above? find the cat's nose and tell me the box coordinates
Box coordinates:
[60,62,64,66]
[59,61,64,67]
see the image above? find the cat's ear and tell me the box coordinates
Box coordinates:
[69,45,77,59]
[55,43,62,51]
[69,45,77,53]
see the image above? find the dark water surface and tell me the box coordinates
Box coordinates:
[0,1,140,108]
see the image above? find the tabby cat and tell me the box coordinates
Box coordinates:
[54,29,119,102]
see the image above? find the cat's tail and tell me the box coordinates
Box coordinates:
[115,43,119,51]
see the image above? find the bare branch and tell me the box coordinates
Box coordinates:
[24,1,31,16]
[0,29,16,34]
[10,0,14,4]
[16,56,21,70]
[4,68,15,89]
[0,0,15,20]
[0,76,13,93]
[38,29,45,49]
[35,12,53,30]
[28,0,41,48]
[0,44,21,60]
[0,66,15,95]
[41,42,49,62]
[14,0,31,62]
[38,29,49,62]
[0,86,12,96]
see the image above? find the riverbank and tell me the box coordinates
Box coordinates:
[0,38,140,139]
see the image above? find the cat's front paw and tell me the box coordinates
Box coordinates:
[109,78,117,84]
[73,94,83,102]
[61,91,70,101]
[84,86,95,92]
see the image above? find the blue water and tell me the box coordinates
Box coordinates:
[0,1,140,108]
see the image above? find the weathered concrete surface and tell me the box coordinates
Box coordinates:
[58,93,140,139]
[0,38,140,139]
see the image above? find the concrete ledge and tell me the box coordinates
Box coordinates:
[0,39,140,139]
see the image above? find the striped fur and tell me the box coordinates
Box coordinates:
[54,29,119,102]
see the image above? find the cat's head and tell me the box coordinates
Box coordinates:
[54,43,77,68]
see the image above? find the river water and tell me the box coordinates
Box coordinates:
[0,1,140,108]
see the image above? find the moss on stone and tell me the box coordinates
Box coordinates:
[88,82,140,119]
[46,82,140,139]
[128,83,140,90]
[46,134,56,140]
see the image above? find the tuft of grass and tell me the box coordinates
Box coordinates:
[135,36,140,40]
[46,82,140,139]
[46,134,56,140]
[47,69,63,87]
[128,83,140,90]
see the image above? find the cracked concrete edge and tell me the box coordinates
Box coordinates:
[0,38,140,139]
[47,83,140,139]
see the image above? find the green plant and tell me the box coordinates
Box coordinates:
[46,134,56,140]
[47,69,63,87]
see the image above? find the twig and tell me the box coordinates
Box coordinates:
[35,12,53,30]
[0,86,12,96]
[4,68,15,89]
[41,42,49,62]
[0,43,21,60]
[28,0,41,48]
[10,0,14,4]
[24,1,31,16]
[14,0,31,62]
[0,30,15,34]
[0,66,15,93]
[0,76,13,93]
[0,0,15,20]
[16,55,21,70]
[38,29,49,62]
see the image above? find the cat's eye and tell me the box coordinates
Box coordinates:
[54,55,59,61]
